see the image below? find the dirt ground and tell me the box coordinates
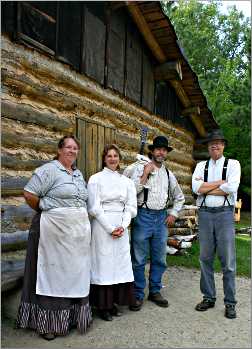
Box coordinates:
[1,266,251,349]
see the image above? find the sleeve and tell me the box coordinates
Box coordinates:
[24,164,55,197]
[121,179,138,230]
[192,162,205,195]
[219,160,241,194]
[87,176,114,234]
[168,171,185,218]
[123,163,145,194]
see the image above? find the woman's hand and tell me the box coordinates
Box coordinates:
[111,227,124,239]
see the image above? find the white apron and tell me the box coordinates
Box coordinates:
[36,207,91,298]
[91,204,134,285]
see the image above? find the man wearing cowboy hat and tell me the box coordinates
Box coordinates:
[192,129,241,319]
[124,135,185,311]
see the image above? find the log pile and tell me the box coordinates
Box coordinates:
[167,205,198,255]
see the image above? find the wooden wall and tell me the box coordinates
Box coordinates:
[1,35,196,234]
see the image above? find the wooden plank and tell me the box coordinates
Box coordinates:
[86,122,98,179]
[181,106,200,116]
[77,118,87,178]
[1,99,74,132]
[142,52,155,112]
[107,10,126,94]
[97,125,105,171]
[83,7,106,85]
[125,21,142,104]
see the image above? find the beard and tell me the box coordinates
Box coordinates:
[152,155,166,163]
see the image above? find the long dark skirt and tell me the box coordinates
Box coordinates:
[90,282,136,311]
[16,212,92,335]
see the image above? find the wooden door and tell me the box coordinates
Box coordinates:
[76,118,116,180]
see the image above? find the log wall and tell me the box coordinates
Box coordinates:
[1,35,196,235]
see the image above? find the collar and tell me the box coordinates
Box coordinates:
[103,167,120,175]
[53,160,80,176]
[210,155,225,165]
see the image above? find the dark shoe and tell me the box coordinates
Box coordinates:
[110,304,123,317]
[129,299,143,311]
[99,310,113,321]
[42,333,55,341]
[225,304,236,319]
[148,293,169,308]
[195,299,215,311]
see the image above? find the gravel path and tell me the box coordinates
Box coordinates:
[2,266,251,348]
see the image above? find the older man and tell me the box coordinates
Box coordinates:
[124,136,185,311]
[192,129,241,319]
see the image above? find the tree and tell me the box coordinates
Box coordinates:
[162,0,251,204]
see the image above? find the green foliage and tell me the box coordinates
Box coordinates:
[162,0,251,198]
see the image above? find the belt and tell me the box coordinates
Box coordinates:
[199,205,234,213]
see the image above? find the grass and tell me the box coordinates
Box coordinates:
[235,211,251,229]
[167,234,251,277]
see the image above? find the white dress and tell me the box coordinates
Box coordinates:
[88,167,137,285]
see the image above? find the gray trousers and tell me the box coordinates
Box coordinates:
[198,206,236,305]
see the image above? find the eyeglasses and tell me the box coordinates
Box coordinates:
[63,146,79,151]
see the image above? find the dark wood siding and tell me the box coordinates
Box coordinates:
[82,6,106,85]
[142,52,154,112]
[125,18,142,104]
[57,2,82,70]
[106,9,126,94]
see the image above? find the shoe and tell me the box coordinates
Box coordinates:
[99,310,113,321]
[195,299,215,311]
[110,304,123,317]
[42,333,55,341]
[148,293,169,308]
[129,299,143,311]
[225,304,236,319]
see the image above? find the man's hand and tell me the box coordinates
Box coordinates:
[166,215,176,227]
[111,227,124,239]
[140,162,155,185]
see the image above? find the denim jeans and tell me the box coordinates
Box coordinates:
[198,206,236,305]
[130,207,168,300]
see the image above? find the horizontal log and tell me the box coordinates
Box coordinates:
[1,260,25,292]
[173,217,196,228]
[168,227,195,236]
[1,176,29,196]
[181,106,200,116]
[193,150,209,160]
[1,99,74,132]
[1,231,29,252]
[2,155,48,170]
[154,61,182,81]
[2,129,58,154]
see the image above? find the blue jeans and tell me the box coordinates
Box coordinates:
[198,206,236,305]
[130,207,168,300]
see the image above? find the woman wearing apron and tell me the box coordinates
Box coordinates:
[16,136,92,340]
[87,144,137,321]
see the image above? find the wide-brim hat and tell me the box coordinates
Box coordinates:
[200,129,228,145]
[148,136,173,152]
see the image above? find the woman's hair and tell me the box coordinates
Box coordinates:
[54,135,80,160]
[102,144,122,170]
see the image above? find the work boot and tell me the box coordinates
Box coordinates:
[225,304,236,319]
[148,292,169,307]
[195,299,215,311]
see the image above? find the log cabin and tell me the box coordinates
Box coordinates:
[1,1,218,294]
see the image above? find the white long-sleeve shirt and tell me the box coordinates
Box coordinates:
[192,156,241,207]
[123,162,185,217]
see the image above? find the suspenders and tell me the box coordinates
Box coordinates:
[200,158,230,208]
[140,168,170,209]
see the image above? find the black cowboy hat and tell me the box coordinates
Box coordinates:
[148,136,173,152]
[200,129,228,145]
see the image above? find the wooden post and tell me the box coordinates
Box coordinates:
[234,199,242,222]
